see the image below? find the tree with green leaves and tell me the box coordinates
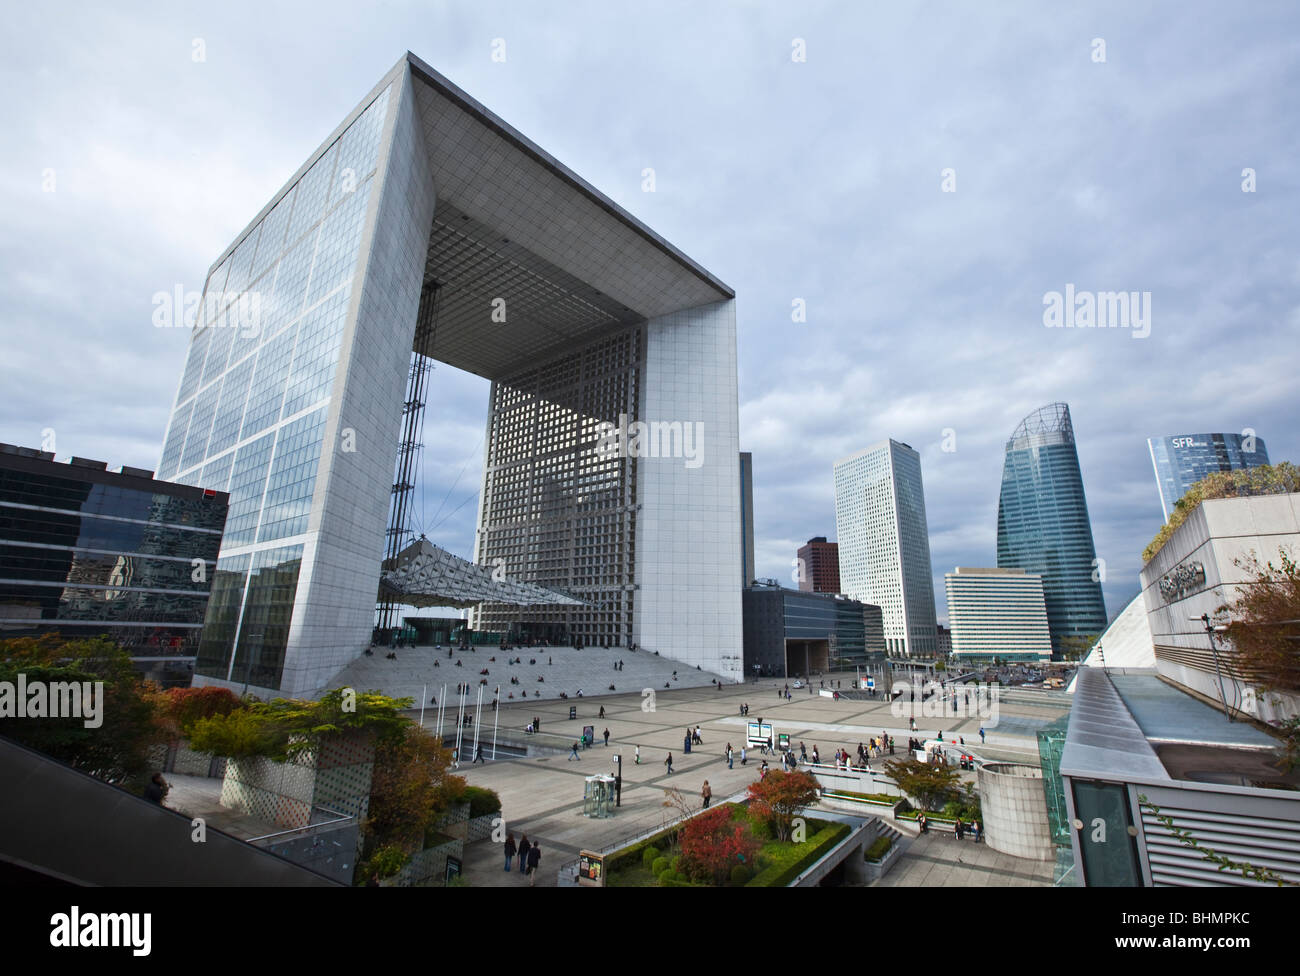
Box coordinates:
[882,757,962,812]
[746,770,820,842]
[0,635,166,787]
[1217,549,1300,695]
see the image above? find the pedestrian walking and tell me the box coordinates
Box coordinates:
[665,752,674,774]
[603,727,610,747]
[527,843,541,885]
[635,745,641,765]
[979,726,986,744]
[701,780,712,809]
[474,744,485,764]
[518,834,531,873]
[726,744,733,769]
[740,746,747,766]
[568,741,581,761]
[599,705,606,719]
[505,833,517,871]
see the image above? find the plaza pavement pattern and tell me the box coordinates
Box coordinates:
[444,678,1067,887]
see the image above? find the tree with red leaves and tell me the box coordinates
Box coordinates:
[747,769,820,842]
[678,806,759,885]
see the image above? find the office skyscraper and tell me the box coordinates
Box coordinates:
[996,403,1107,655]
[834,439,937,656]
[1147,432,1270,522]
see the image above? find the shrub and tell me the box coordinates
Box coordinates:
[657,867,674,885]
[865,836,893,862]
[678,805,760,884]
[651,856,669,876]
[730,864,752,884]
[463,785,502,818]
[671,855,682,873]
[367,845,409,879]
[164,686,242,737]
[642,846,661,870]
[1143,462,1300,561]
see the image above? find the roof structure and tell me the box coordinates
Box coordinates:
[208,52,734,384]
[1008,402,1074,449]
[378,538,586,610]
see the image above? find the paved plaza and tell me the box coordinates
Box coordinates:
[441,678,1068,887]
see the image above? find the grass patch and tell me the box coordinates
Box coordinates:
[746,821,850,887]
[821,789,897,805]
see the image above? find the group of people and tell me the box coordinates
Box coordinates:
[916,813,982,842]
[503,833,542,884]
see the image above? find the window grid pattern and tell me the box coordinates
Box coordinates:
[475,327,642,645]
[164,84,392,690]
[259,406,328,543]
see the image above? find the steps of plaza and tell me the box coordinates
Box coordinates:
[326,642,726,707]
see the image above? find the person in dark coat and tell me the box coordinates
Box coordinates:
[505,833,517,871]
[144,772,169,804]
[517,835,530,874]
[527,843,541,886]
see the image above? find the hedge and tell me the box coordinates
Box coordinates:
[821,789,896,805]
[605,803,745,875]
[746,822,850,887]
[865,835,893,862]
[463,785,502,819]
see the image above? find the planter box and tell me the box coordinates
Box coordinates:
[864,838,906,883]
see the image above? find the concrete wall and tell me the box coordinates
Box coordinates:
[978,762,1054,860]
[1140,494,1300,723]
[635,299,742,681]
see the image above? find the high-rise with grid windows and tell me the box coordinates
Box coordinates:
[833,440,937,657]
[158,53,741,696]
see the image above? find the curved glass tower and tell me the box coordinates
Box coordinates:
[996,403,1107,656]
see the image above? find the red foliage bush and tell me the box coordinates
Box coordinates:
[678,806,759,885]
[165,686,242,737]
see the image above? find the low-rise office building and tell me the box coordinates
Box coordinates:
[742,581,881,677]
[945,567,1052,662]
[0,443,229,686]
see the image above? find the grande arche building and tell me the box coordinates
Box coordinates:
[157,53,742,697]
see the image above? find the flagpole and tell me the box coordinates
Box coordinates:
[491,685,500,759]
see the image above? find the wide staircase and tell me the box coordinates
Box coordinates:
[327,642,724,706]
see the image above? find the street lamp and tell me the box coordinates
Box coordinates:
[1196,613,1234,723]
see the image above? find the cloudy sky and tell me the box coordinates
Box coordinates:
[2,1,1296,624]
